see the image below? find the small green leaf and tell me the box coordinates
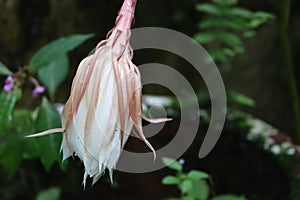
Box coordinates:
[196,4,221,16]
[36,187,61,200]
[243,31,256,38]
[212,194,246,200]
[187,170,209,180]
[37,54,69,99]
[0,89,21,136]
[0,62,12,76]
[228,90,255,107]
[213,0,238,6]
[162,157,183,171]
[208,48,230,63]
[29,34,94,72]
[228,7,254,18]
[194,31,242,48]
[182,197,194,200]
[162,175,180,185]
[180,180,193,194]
[190,180,210,200]
[34,97,62,171]
[198,18,247,31]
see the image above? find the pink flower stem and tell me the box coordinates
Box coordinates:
[114,0,137,33]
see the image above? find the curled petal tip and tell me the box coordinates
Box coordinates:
[142,113,172,123]
[26,128,64,138]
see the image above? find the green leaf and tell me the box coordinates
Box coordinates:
[29,34,94,72]
[194,31,242,47]
[36,187,61,200]
[228,7,254,18]
[190,180,209,200]
[0,135,23,178]
[182,197,195,200]
[0,89,21,137]
[187,170,209,180]
[0,61,12,76]
[37,55,69,99]
[180,179,193,194]
[227,90,255,107]
[212,194,246,200]
[243,31,256,38]
[0,109,36,178]
[196,4,221,16]
[198,18,247,31]
[213,0,238,6]
[208,48,230,63]
[162,175,180,185]
[34,97,62,171]
[162,157,183,171]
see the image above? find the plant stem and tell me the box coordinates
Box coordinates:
[280,0,300,142]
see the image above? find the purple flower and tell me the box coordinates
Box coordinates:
[32,85,45,97]
[3,76,14,92]
[30,77,45,97]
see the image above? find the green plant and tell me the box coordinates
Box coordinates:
[161,157,246,200]
[194,0,274,70]
[0,34,93,178]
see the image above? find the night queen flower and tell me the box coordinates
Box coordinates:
[28,0,170,186]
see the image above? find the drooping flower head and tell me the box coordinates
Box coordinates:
[28,0,169,186]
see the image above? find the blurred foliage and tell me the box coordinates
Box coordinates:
[0,34,93,178]
[35,187,61,200]
[0,61,13,76]
[161,157,246,200]
[194,0,274,70]
[30,34,94,99]
[0,0,299,199]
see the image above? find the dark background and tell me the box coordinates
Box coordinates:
[0,0,300,199]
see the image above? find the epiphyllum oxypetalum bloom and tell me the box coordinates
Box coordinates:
[28,0,169,186]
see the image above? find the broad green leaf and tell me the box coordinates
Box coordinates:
[0,89,21,136]
[34,97,62,171]
[29,34,94,72]
[0,61,12,76]
[162,175,180,185]
[36,187,61,200]
[162,157,183,171]
[212,195,246,200]
[187,170,209,180]
[38,54,69,99]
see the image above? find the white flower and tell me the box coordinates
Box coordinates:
[27,0,170,186]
